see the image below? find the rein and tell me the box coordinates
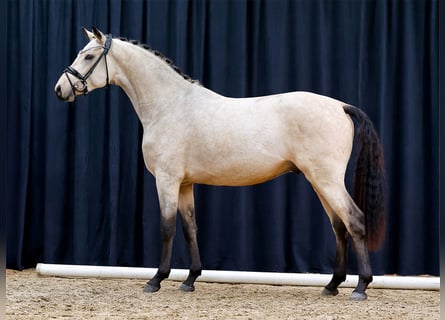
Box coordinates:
[64,34,112,96]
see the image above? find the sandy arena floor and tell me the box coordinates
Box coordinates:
[6,269,439,319]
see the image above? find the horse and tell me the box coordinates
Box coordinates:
[55,27,386,301]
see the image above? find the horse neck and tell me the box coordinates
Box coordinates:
[109,40,197,126]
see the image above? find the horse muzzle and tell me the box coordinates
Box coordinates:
[54,83,75,102]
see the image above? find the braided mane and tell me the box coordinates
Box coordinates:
[117,37,200,85]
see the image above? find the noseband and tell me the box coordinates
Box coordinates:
[64,34,112,96]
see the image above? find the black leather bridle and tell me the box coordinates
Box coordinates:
[63,34,112,96]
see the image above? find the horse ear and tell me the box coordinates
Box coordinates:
[91,26,104,42]
[82,27,94,40]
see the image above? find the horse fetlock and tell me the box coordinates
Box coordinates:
[332,273,347,284]
[191,268,202,276]
[359,274,373,286]
[324,273,346,294]
[144,270,170,293]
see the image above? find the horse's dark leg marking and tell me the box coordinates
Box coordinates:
[350,252,372,300]
[322,217,348,296]
[144,215,176,292]
[144,177,179,293]
[349,228,372,301]
[178,184,202,292]
[341,201,372,301]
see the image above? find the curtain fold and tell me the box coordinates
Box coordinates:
[7,0,438,276]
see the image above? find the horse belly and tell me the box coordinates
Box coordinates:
[185,151,297,187]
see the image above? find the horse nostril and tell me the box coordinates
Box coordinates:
[55,85,68,101]
[55,85,62,97]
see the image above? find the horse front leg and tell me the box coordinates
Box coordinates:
[143,175,180,293]
[178,183,202,292]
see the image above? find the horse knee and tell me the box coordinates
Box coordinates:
[161,217,176,240]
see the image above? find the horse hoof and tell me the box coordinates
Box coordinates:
[350,291,367,301]
[143,283,160,293]
[321,288,339,296]
[178,283,195,292]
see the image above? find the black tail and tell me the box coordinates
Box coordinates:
[343,105,386,251]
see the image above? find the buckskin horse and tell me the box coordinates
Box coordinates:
[55,27,385,300]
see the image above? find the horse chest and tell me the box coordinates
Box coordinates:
[140,136,161,175]
[141,128,183,176]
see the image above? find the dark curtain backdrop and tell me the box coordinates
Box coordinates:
[7,0,438,276]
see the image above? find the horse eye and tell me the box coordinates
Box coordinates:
[85,54,94,60]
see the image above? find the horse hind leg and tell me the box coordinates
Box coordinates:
[177,183,202,292]
[338,197,373,301]
[322,223,348,297]
[312,182,372,301]
[313,190,348,296]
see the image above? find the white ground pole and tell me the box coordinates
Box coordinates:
[35,263,439,291]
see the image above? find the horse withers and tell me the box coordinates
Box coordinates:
[55,27,386,301]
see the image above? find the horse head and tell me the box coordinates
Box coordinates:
[55,27,113,102]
